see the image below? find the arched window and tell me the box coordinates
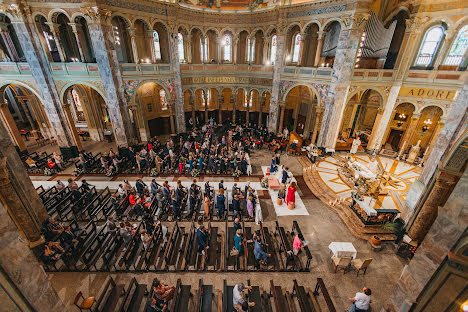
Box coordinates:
[270,35,277,64]
[244,90,253,107]
[415,26,444,67]
[443,25,468,66]
[153,31,162,61]
[201,89,210,106]
[292,33,301,63]
[200,37,208,62]
[247,37,255,62]
[160,90,168,110]
[223,35,232,62]
[177,33,185,62]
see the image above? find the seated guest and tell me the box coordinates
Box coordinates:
[146,298,167,312]
[293,233,308,255]
[117,184,126,198]
[254,235,271,266]
[44,218,64,240]
[150,179,159,196]
[140,229,151,249]
[56,179,65,191]
[47,158,56,169]
[25,156,36,167]
[60,225,79,247]
[234,229,244,254]
[347,288,372,312]
[42,241,64,265]
[233,284,255,312]
[153,281,175,301]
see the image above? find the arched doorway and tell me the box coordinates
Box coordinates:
[382,102,416,152]
[283,85,318,136]
[411,106,444,159]
[135,82,173,137]
[63,84,110,142]
[0,84,52,151]
[337,89,383,150]
[320,21,341,67]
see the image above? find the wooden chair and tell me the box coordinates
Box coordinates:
[332,256,351,274]
[73,291,95,311]
[351,258,373,276]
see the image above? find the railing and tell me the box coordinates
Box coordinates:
[120,63,172,76]
[351,68,395,81]
[282,66,333,80]
[406,69,467,85]
[313,278,336,312]
[180,63,273,75]
[48,62,100,76]
[0,62,31,75]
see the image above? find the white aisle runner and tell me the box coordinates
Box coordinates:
[261,166,309,216]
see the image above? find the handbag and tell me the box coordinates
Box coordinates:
[230,247,239,256]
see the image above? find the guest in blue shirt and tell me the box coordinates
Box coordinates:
[254,236,270,265]
[270,155,276,173]
[216,189,225,218]
[234,229,243,254]
[196,225,209,255]
[282,167,289,184]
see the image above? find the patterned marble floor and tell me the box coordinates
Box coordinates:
[315,153,422,212]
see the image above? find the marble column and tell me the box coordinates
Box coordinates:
[232,89,237,123]
[185,35,192,63]
[263,36,270,65]
[190,93,196,127]
[422,120,445,164]
[201,36,207,63]
[8,7,77,151]
[314,31,324,67]
[398,114,420,157]
[203,89,209,123]
[0,102,26,151]
[82,7,136,146]
[167,21,186,133]
[268,22,286,132]
[317,13,370,148]
[63,103,83,151]
[0,22,19,61]
[311,107,323,144]
[246,90,251,125]
[408,174,455,242]
[367,83,401,152]
[128,27,139,63]
[168,100,176,135]
[0,196,66,311]
[16,96,38,130]
[298,32,306,66]
[258,96,264,126]
[247,36,254,64]
[217,36,222,63]
[303,103,315,139]
[69,23,86,62]
[217,88,223,123]
[45,22,66,62]
[278,102,285,134]
[233,35,239,64]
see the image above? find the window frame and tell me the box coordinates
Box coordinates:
[223,34,232,63]
[270,35,277,64]
[443,25,468,66]
[414,25,445,68]
[177,33,185,63]
[291,32,301,63]
[152,30,162,61]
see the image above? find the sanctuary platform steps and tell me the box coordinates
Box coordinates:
[299,156,396,241]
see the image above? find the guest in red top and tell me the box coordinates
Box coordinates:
[47,158,56,169]
[128,191,136,205]
[286,181,297,205]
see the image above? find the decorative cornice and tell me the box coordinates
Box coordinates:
[81,6,112,23]
[405,16,430,34]
[341,12,370,30]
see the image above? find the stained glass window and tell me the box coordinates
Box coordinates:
[292,33,301,63]
[223,35,232,62]
[443,25,468,66]
[247,38,255,62]
[153,31,162,60]
[415,26,444,66]
[270,35,277,64]
[177,33,185,62]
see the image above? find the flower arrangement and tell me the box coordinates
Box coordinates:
[232,168,241,178]
[105,166,116,177]
[73,168,83,176]
[261,177,269,189]
[43,168,53,176]
[191,168,200,178]
[150,167,160,177]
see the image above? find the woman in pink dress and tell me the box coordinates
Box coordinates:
[286,181,297,205]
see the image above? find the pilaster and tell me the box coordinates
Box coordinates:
[82,6,137,146]
[69,22,86,62]
[0,102,26,151]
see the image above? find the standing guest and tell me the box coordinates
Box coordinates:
[203,193,212,220]
[117,184,126,198]
[123,180,133,193]
[171,190,181,220]
[286,182,297,206]
[216,189,226,219]
[275,153,281,166]
[233,217,242,232]
[278,183,286,203]
[56,180,65,191]
[135,178,147,195]
[205,181,212,200]
[347,288,372,312]
[150,179,159,196]
[233,194,241,217]
[79,153,87,172]
[47,158,56,169]
[140,229,151,249]
[189,181,199,217]
[179,159,184,174]
[196,224,209,256]
[162,181,170,200]
[246,196,254,219]
[53,152,63,170]
[219,180,224,191]
[270,155,276,173]
[234,229,244,254]
[282,167,289,184]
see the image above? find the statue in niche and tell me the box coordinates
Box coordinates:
[350,136,361,154]
[407,140,421,163]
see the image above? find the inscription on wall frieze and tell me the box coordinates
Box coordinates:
[399,87,457,101]
[182,76,272,86]
[286,4,347,18]
[106,0,168,15]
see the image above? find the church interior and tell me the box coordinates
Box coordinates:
[0,0,466,311]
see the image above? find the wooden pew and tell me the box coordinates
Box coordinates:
[275,221,303,271]
[119,277,147,312]
[163,222,183,271]
[247,280,262,312]
[169,278,192,312]
[94,276,125,312]
[222,280,234,312]
[270,280,288,312]
[243,224,256,270]
[313,278,336,312]
[225,220,237,271]
[206,223,219,271]
[195,279,213,312]
[293,279,313,312]
[260,222,283,271]
[186,223,201,271]
[180,222,195,271]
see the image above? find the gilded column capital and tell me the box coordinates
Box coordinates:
[405,16,430,34]
[341,12,370,31]
[81,6,112,24]
[0,3,31,22]
[45,22,60,33]
[68,22,79,33]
